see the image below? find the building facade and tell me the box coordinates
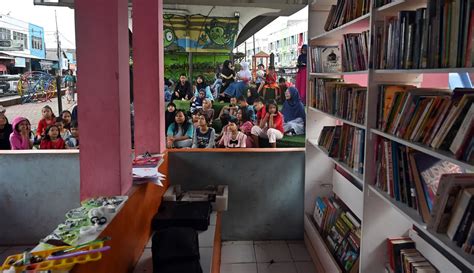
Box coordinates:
[0,14,45,74]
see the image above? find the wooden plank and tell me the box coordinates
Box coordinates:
[211,212,222,273]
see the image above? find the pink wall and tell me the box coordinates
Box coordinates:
[132,0,166,155]
[420,74,449,88]
[75,0,132,199]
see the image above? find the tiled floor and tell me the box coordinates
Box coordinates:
[220,241,316,273]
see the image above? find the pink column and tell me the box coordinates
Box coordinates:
[75,0,132,199]
[132,0,166,155]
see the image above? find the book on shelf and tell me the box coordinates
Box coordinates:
[342,31,369,72]
[310,46,342,73]
[312,195,361,273]
[312,79,366,125]
[387,235,438,273]
[372,0,474,69]
[376,85,474,163]
[319,124,365,174]
[375,139,464,222]
[324,0,371,32]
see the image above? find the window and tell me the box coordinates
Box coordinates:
[276,40,280,49]
[284,38,287,47]
[0,28,11,40]
[12,31,28,49]
[32,36,43,50]
[291,35,295,45]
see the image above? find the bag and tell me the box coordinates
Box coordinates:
[152,201,211,231]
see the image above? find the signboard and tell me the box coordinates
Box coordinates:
[0,39,24,51]
[164,14,239,53]
[14,57,26,68]
[40,60,53,70]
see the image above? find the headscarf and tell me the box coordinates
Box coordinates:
[282,87,306,122]
[297,44,308,67]
[196,75,208,91]
[9,116,31,150]
[238,61,252,82]
[246,88,259,105]
[221,60,234,77]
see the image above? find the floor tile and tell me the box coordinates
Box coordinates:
[222,241,253,245]
[257,262,298,273]
[221,243,255,263]
[200,247,213,273]
[255,242,292,263]
[220,263,257,273]
[210,212,217,226]
[254,240,287,245]
[199,225,216,247]
[133,249,153,273]
[295,261,316,273]
[288,242,311,262]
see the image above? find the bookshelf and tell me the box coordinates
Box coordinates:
[305,0,474,272]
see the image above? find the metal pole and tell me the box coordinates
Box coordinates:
[55,10,63,113]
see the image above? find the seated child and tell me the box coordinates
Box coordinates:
[166,110,193,148]
[277,77,292,104]
[40,124,66,149]
[191,109,202,128]
[251,100,284,148]
[202,99,215,125]
[165,102,177,132]
[238,96,255,122]
[66,120,79,149]
[237,107,255,148]
[36,105,56,138]
[217,96,239,127]
[55,117,72,140]
[192,113,216,148]
[218,116,247,148]
[190,89,206,113]
[253,97,267,126]
[258,65,279,101]
[61,110,73,130]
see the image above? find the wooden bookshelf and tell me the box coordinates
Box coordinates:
[306,0,474,272]
[309,107,367,130]
[371,129,474,171]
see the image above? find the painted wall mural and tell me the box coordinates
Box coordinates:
[163,14,239,53]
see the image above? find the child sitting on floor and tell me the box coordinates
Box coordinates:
[190,89,206,113]
[253,97,267,126]
[36,105,56,138]
[237,107,255,148]
[251,100,284,148]
[202,99,214,125]
[166,110,193,149]
[66,120,79,149]
[217,96,239,127]
[61,110,73,130]
[192,113,216,148]
[56,117,72,140]
[218,116,246,148]
[40,124,65,149]
[165,102,177,132]
[258,66,279,101]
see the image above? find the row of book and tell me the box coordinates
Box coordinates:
[313,195,360,273]
[318,125,365,174]
[313,79,366,125]
[342,31,369,72]
[386,236,438,273]
[377,85,474,163]
[375,139,474,253]
[324,0,371,31]
[310,46,342,73]
[372,1,474,69]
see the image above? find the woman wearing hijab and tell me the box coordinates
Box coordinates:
[220,60,235,98]
[193,75,214,101]
[295,45,308,104]
[223,61,252,100]
[281,87,306,136]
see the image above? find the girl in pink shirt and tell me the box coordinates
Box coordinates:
[237,107,254,148]
[9,117,33,150]
[219,117,247,148]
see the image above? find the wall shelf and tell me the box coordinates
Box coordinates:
[374,0,428,16]
[373,68,474,74]
[309,70,369,76]
[371,129,474,171]
[309,14,370,44]
[308,107,366,130]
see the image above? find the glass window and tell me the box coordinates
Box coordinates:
[32,36,43,50]
[0,28,11,40]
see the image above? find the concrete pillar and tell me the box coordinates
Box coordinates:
[132,0,166,154]
[75,0,132,199]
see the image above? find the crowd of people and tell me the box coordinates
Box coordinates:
[0,105,79,150]
[164,45,308,149]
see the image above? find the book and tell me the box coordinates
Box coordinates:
[428,173,474,233]
[449,103,474,156]
[311,46,342,73]
[324,0,371,31]
[446,188,474,240]
[342,31,370,72]
[387,238,415,273]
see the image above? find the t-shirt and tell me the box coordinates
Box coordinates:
[40,138,66,149]
[256,106,267,124]
[220,131,247,148]
[0,123,13,150]
[192,127,215,148]
[167,122,194,139]
[66,137,79,148]
[270,112,285,134]
[36,118,56,137]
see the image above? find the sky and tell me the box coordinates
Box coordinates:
[256,6,308,37]
[1,0,76,48]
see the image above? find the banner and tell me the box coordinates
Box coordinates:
[163,14,239,53]
[14,57,26,68]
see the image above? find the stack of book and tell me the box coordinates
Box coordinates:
[310,46,342,73]
[377,85,474,163]
[375,140,474,253]
[313,79,366,125]
[373,1,474,69]
[386,236,438,273]
[324,0,371,31]
[313,195,361,273]
[132,153,165,185]
[342,31,370,72]
[319,124,365,174]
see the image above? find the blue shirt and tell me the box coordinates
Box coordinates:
[167,122,194,139]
